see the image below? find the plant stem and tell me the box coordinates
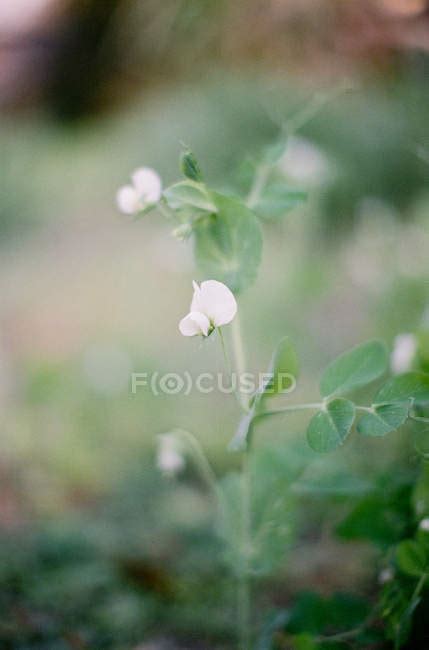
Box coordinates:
[230,310,253,648]
[246,163,271,209]
[218,327,243,410]
[253,402,376,422]
[410,571,427,606]
[174,429,218,495]
[411,415,429,424]
[231,312,249,412]
[218,327,232,375]
[238,450,252,650]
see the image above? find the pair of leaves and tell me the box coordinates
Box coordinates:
[357,372,429,438]
[307,340,388,452]
[307,399,355,453]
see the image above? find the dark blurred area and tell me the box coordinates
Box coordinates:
[1,0,429,120]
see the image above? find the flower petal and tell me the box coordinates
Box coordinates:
[116,185,140,214]
[191,280,237,327]
[179,311,210,337]
[131,167,162,204]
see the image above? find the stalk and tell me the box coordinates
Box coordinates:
[230,311,253,649]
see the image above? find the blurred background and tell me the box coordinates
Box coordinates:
[0,1,428,648]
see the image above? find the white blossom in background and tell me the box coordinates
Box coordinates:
[279,136,330,186]
[157,434,185,476]
[179,280,237,337]
[391,333,417,374]
[378,567,394,584]
[116,167,162,215]
[419,517,429,532]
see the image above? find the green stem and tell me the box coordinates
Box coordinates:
[174,429,218,495]
[231,312,249,412]
[238,450,252,650]
[411,415,429,424]
[253,402,375,423]
[246,163,271,209]
[218,327,243,409]
[229,310,253,649]
[410,572,427,605]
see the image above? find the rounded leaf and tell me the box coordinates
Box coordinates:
[396,539,428,577]
[375,372,429,407]
[307,398,355,453]
[357,403,409,437]
[320,340,388,398]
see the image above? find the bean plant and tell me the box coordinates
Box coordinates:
[117,130,429,649]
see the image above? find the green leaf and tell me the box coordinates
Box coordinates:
[320,340,388,398]
[396,539,428,577]
[164,180,216,212]
[254,182,307,220]
[375,372,429,407]
[261,336,299,399]
[193,192,263,293]
[336,481,412,547]
[357,403,409,437]
[180,149,203,182]
[307,398,355,453]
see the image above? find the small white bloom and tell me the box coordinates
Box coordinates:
[157,434,185,476]
[179,280,237,337]
[116,167,162,215]
[279,136,329,186]
[378,567,394,584]
[419,517,429,532]
[391,333,417,374]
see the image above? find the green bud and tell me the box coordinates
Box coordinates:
[181,149,203,182]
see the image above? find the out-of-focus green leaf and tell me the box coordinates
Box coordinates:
[336,479,413,547]
[254,182,307,220]
[261,336,299,399]
[396,540,428,577]
[375,372,429,407]
[320,340,388,398]
[306,398,355,452]
[194,192,262,292]
[164,179,216,212]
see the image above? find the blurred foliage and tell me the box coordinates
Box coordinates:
[0,2,429,647]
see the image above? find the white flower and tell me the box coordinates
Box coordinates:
[419,517,429,532]
[279,136,329,186]
[116,167,162,215]
[157,434,184,476]
[391,333,417,374]
[378,567,394,584]
[179,280,237,337]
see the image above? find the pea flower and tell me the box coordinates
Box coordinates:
[179,280,237,337]
[419,517,429,532]
[378,567,394,584]
[391,333,416,374]
[116,167,162,215]
[157,434,185,476]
